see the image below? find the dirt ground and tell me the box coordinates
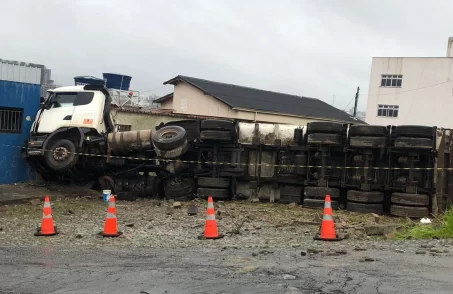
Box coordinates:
[0,183,414,250]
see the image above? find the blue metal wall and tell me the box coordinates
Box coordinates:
[0,80,40,184]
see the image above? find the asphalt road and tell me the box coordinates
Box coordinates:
[1,245,452,294]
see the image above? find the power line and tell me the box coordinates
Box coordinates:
[140,85,168,94]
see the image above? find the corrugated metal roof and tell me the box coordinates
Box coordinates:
[114,107,219,119]
[0,59,44,85]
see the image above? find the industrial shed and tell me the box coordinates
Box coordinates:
[155,75,365,125]
[0,59,44,184]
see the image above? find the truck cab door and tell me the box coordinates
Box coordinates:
[36,92,76,133]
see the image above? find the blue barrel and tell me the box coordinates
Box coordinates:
[74,76,106,86]
[102,73,132,91]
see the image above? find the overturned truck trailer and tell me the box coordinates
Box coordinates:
[23,84,452,217]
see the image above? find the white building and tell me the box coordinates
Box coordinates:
[365,37,453,128]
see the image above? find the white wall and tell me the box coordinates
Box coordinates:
[365,57,453,128]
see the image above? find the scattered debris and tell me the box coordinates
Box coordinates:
[173,202,182,209]
[364,224,395,236]
[359,256,376,262]
[288,202,297,208]
[371,213,381,223]
[335,249,347,255]
[125,223,134,228]
[67,209,74,214]
[75,234,83,239]
[29,199,41,206]
[166,207,174,215]
[307,248,323,254]
[395,249,404,253]
[430,248,444,253]
[420,218,432,224]
[300,251,307,256]
[415,250,426,255]
[354,246,367,251]
[187,205,198,216]
[282,274,296,280]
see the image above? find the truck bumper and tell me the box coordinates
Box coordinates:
[26,135,47,156]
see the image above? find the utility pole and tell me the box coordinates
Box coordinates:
[353,86,360,117]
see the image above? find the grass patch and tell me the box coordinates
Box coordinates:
[396,208,453,240]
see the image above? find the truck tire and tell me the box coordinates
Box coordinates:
[152,126,187,150]
[347,202,384,214]
[349,136,386,148]
[303,199,339,209]
[306,122,344,134]
[306,133,342,145]
[390,205,429,218]
[154,142,188,159]
[304,186,340,200]
[394,125,434,138]
[393,137,433,149]
[197,187,230,200]
[201,119,235,131]
[163,177,194,201]
[200,130,233,141]
[198,177,230,188]
[391,193,429,207]
[45,139,79,171]
[346,190,384,203]
[349,125,386,137]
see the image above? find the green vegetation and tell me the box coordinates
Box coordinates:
[397,208,453,240]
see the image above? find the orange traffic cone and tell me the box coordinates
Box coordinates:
[314,212,343,241]
[101,196,122,237]
[35,196,58,236]
[323,195,333,216]
[203,196,222,239]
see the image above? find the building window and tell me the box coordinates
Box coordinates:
[116,124,132,132]
[0,107,23,133]
[377,105,399,118]
[381,75,402,87]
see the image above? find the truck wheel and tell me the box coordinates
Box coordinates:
[393,137,433,149]
[349,125,386,137]
[201,119,235,131]
[391,193,429,207]
[154,142,188,159]
[45,139,79,171]
[197,187,230,200]
[394,125,434,138]
[304,186,340,200]
[346,190,384,203]
[303,199,340,209]
[152,126,187,150]
[200,130,234,141]
[390,205,429,218]
[306,133,342,145]
[163,177,194,201]
[306,122,344,134]
[349,136,386,148]
[198,177,230,188]
[347,202,384,214]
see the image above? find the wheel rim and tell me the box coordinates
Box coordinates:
[161,129,178,139]
[52,146,69,161]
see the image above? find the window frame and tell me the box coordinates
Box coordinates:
[0,107,24,133]
[377,104,399,118]
[116,124,132,132]
[380,75,403,88]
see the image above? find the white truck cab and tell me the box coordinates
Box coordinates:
[26,84,115,171]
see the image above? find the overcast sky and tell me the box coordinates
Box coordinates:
[1,0,453,112]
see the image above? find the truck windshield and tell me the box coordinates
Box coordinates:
[47,92,94,108]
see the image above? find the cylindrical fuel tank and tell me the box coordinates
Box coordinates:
[108,130,153,152]
[294,128,303,146]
